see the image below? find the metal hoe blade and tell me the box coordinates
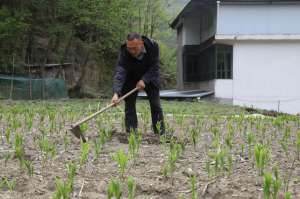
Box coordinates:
[70,125,87,143]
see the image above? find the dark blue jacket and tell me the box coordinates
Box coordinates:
[113,36,160,95]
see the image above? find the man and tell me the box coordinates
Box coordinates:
[111,32,165,135]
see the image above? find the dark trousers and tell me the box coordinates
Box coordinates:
[122,82,165,134]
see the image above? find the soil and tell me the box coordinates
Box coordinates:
[1,113,300,199]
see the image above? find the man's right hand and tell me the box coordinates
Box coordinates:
[111,93,120,106]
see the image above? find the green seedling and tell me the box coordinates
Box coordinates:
[6,178,16,192]
[296,131,300,160]
[128,130,141,162]
[263,167,282,199]
[272,166,281,199]
[162,142,183,181]
[127,176,136,199]
[189,127,199,150]
[14,133,25,167]
[208,148,226,173]
[80,141,90,167]
[5,127,11,144]
[53,163,76,199]
[225,130,234,150]
[284,192,292,199]
[246,131,256,159]
[254,144,269,176]
[263,172,272,199]
[24,159,34,176]
[93,137,102,160]
[107,179,122,199]
[63,134,70,151]
[53,177,72,199]
[205,159,212,179]
[66,163,76,192]
[25,111,34,131]
[1,177,16,192]
[190,174,198,199]
[38,135,56,166]
[112,149,129,179]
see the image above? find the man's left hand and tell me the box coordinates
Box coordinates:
[136,80,145,91]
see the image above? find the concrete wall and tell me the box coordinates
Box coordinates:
[217,4,300,35]
[232,41,300,114]
[177,5,217,90]
[182,6,216,45]
[215,79,233,99]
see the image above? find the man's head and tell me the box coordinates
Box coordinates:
[126,33,144,58]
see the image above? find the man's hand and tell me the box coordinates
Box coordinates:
[111,93,119,106]
[136,80,145,91]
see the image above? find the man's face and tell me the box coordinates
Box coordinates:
[126,39,144,58]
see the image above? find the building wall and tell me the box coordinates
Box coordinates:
[215,79,232,99]
[232,41,300,114]
[217,4,300,35]
[182,6,216,45]
[178,5,217,90]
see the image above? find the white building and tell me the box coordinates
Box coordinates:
[171,0,300,114]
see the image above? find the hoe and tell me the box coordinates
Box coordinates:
[70,87,138,142]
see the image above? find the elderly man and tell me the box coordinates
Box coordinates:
[111,32,165,135]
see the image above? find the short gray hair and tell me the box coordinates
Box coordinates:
[127,32,142,41]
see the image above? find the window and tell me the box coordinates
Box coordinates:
[183,45,216,82]
[217,45,232,79]
[182,43,233,82]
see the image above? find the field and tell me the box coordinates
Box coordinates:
[0,99,300,199]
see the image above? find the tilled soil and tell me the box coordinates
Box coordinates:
[1,113,300,199]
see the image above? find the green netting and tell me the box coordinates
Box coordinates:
[0,75,68,99]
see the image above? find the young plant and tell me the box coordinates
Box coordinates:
[254,144,270,176]
[162,142,183,181]
[189,127,199,150]
[5,178,16,192]
[53,163,76,199]
[272,166,281,199]
[53,177,72,199]
[208,148,227,173]
[128,130,141,162]
[263,167,281,199]
[127,176,136,199]
[296,131,300,160]
[24,159,34,177]
[112,149,129,179]
[38,135,56,166]
[5,127,11,144]
[190,174,198,199]
[263,172,272,199]
[80,141,90,167]
[48,110,56,133]
[246,131,256,159]
[93,137,102,160]
[107,179,122,199]
[63,134,70,151]
[14,133,25,168]
[66,162,76,193]
[284,192,291,199]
